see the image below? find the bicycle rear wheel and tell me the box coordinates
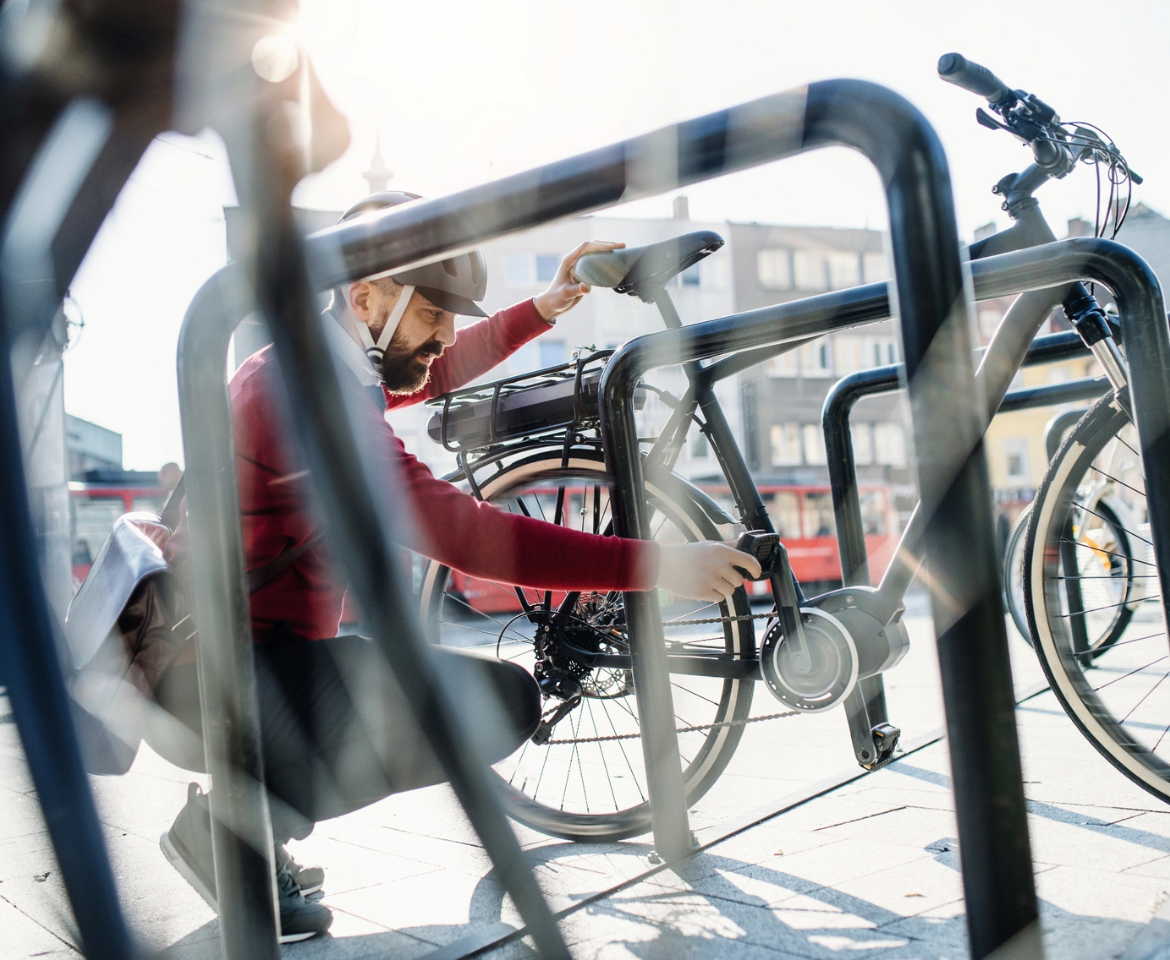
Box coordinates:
[419,450,756,841]
[1024,395,1166,800]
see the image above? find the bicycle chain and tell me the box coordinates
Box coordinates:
[599,610,778,637]
[545,707,799,744]
[544,612,786,744]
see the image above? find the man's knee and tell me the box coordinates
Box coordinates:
[434,647,541,758]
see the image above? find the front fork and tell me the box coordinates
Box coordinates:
[1064,285,1130,400]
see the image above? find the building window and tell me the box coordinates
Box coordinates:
[802,424,827,465]
[701,255,730,291]
[978,308,1002,340]
[863,252,888,282]
[680,264,701,287]
[535,255,559,283]
[770,424,802,466]
[874,422,907,466]
[828,251,860,289]
[690,431,710,459]
[869,336,897,367]
[508,341,537,373]
[793,250,828,291]
[800,339,834,377]
[802,492,836,539]
[757,249,792,290]
[860,490,887,535]
[539,340,566,368]
[505,254,534,286]
[833,336,863,375]
[851,422,874,465]
[766,349,798,377]
[1004,437,1030,484]
[764,491,801,539]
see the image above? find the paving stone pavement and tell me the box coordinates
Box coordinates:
[2,593,1169,959]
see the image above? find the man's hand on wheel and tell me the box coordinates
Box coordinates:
[533,240,625,323]
[656,542,763,602]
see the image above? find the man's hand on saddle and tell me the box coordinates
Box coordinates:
[656,541,763,603]
[533,240,625,323]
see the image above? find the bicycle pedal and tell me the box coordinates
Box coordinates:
[864,723,901,770]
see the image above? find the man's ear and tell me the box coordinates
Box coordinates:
[348,281,374,325]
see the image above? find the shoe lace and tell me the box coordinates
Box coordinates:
[275,862,302,902]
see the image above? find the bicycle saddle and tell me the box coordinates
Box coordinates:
[575,230,724,302]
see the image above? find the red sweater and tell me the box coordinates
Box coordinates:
[169,299,658,642]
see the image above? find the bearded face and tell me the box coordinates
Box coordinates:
[378,325,444,394]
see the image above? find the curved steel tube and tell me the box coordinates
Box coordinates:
[824,330,1092,588]
[878,239,1170,605]
[597,79,1033,955]
[176,263,282,955]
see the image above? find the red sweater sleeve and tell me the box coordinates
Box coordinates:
[385,299,550,409]
[371,411,659,591]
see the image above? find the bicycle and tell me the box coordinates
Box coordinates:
[932,58,1170,803]
[416,54,1150,841]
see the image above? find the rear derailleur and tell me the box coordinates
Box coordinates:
[527,606,630,744]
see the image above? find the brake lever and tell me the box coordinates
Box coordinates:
[976,107,1011,133]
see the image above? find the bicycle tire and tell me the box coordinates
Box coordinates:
[418,449,755,841]
[1023,394,1167,801]
[1003,504,1032,643]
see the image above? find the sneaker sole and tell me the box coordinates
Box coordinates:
[161,832,324,944]
[160,831,218,912]
[278,929,322,943]
[298,879,323,897]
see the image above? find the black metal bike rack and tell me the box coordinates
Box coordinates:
[823,329,1102,590]
[595,81,1041,957]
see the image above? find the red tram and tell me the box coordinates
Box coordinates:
[447,483,899,612]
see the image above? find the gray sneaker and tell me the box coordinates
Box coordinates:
[276,843,325,897]
[161,783,332,943]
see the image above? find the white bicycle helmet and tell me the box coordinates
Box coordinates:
[339,191,488,318]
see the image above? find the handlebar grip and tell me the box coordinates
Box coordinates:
[938,53,1011,103]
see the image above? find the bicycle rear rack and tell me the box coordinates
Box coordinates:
[426,349,648,453]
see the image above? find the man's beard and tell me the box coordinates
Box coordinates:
[379,330,443,394]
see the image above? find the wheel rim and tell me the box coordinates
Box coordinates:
[419,453,754,839]
[1027,398,1170,799]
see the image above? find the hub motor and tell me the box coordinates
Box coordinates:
[761,607,858,712]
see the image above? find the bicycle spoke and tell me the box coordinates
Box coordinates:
[1072,630,1169,659]
[1093,654,1168,692]
[1120,670,1170,724]
[1072,501,1152,546]
[1060,538,1156,567]
[423,456,752,832]
[603,699,646,802]
[586,698,620,811]
[1112,431,1142,462]
[1060,597,1159,618]
[1055,574,1158,580]
[1088,463,1147,500]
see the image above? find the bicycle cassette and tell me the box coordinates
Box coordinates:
[761,607,859,713]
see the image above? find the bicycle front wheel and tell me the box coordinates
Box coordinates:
[419,450,755,841]
[1024,394,1167,800]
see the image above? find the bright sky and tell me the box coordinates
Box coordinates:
[65,0,1170,469]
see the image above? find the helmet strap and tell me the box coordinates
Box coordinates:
[355,284,415,365]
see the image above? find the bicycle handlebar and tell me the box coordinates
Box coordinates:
[937,53,1011,104]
